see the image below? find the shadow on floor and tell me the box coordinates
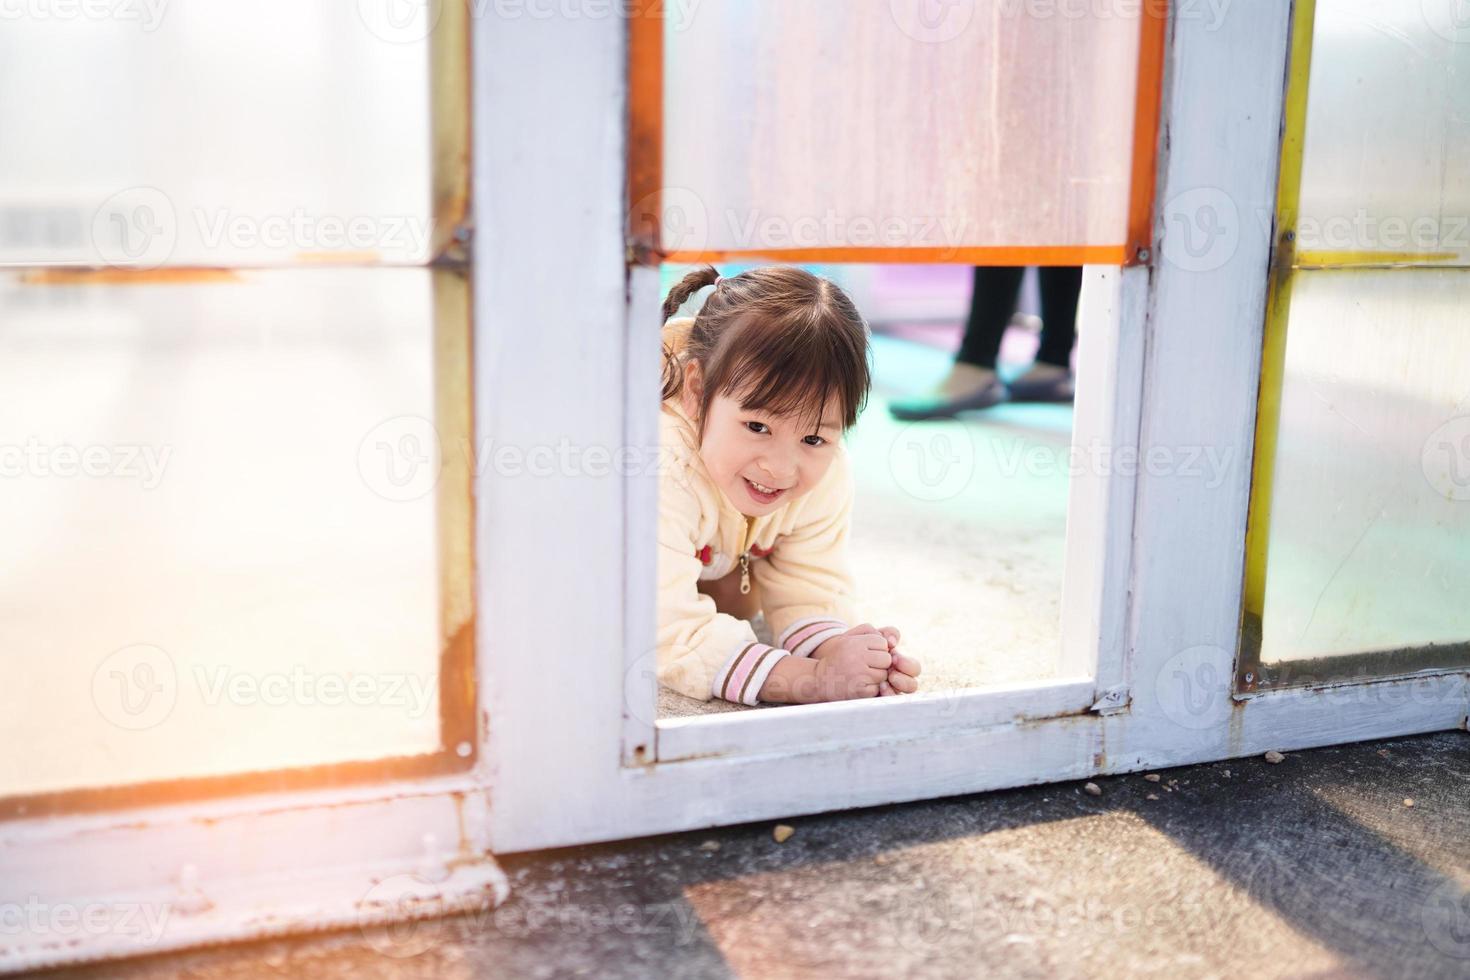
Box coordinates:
[52,732,1468,979]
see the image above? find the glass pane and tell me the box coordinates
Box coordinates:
[1297,0,1470,265]
[0,2,430,267]
[1259,268,1470,666]
[662,2,1139,253]
[0,269,453,798]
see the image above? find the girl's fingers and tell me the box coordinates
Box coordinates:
[891,652,922,677]
[879,626,901,647]
[887,669,920,694]
[879,680,897,697]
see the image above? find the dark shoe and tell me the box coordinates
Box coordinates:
[1006,370,1075,403]
[888,378,1008,420]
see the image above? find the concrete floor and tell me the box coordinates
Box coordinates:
[42,730,1470,980]
[659,332,1073,718]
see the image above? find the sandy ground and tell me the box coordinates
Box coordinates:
[659,334,1071,719]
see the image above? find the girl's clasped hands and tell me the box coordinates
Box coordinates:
[809,624,921,701]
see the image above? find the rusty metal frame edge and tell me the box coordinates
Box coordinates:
[430,0,473,265]
[1234,0,1313,695]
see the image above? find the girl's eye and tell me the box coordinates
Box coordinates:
[803,435,826,447]
[744,421,770,435]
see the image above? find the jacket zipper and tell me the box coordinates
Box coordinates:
[737,516,755,594]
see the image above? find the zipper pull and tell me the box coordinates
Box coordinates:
[738,515,755,594]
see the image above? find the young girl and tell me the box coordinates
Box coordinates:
[657,265,922,707]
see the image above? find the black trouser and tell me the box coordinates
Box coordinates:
[955,266,1082,371]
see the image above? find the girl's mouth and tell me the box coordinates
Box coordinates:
[742,477,786,504]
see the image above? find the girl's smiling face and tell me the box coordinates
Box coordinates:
[682,360,843,517]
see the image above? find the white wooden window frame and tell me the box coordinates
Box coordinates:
[480,1,1463,855]
[4,4,1467,973]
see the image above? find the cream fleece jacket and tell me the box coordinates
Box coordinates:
[657,317,860,705]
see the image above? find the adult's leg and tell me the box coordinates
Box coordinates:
[1007,265,1082,402]
[1034,265,1082,368]
[889,266,1021,420]
[955,265,1026,369]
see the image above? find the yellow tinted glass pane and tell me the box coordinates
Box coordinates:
[1296,0,1470,265]
[1260,268,1470,665]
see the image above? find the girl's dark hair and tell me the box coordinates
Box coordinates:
[660,265,871,440]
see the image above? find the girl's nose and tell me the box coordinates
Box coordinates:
[759,454,798,487]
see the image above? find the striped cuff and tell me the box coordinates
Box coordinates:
[778,617,849,659]
[711,642,790,706]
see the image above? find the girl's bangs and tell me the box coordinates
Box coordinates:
[731,366,837,432]
[698,295,871,435]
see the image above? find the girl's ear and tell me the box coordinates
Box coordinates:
[680,359,704,420]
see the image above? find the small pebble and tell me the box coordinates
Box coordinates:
[1377,749,1391,758]
[1264,750,1285,764]
[1403,798,1415,808]
[1084,782,1102,797]
[1223,769,1231,778]
[874,853,891,866]
[699,840,720,852]
[772,824,795,843]
[1146,793,1160,801]
[1144,773,1161,783]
